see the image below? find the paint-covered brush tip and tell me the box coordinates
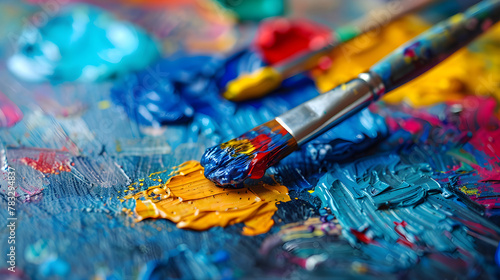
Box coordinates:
[200,119,297,187]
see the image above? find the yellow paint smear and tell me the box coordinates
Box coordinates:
[125,161,290,235]
[313,16,500,107]
[221,138,255,157]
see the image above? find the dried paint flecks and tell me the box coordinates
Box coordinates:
[20,151,72,174]
[123,161,290,235]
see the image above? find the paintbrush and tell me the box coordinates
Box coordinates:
[222,0,437,101]
[201,0,500,187]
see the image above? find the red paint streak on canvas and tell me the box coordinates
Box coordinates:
[20,152,72,174]
[350,228,377,244]
[394,221,418,248]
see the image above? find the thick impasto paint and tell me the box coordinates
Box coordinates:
[123,160,290,235]
[2,1,500,279]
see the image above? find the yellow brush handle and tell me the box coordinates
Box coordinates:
[223,67,283,101]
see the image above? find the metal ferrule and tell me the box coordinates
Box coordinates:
[275,72,386,145]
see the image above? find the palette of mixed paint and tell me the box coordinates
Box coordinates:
[1,0,500,279]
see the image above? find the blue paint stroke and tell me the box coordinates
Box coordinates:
[311,151,500,275]
[112,49,388,166]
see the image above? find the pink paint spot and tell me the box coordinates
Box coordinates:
[475,196,500,209]
[400,119,423,134]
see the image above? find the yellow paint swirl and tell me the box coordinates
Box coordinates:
[124,161,290,235]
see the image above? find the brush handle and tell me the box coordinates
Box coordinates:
[278,0,500,146]
[275,0,435,78]
[276,74,384,145]
[371,0,500,93]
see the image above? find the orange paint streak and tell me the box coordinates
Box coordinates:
[125,161,290,235]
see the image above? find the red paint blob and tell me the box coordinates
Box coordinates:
[254,17,332,65]
[21,152,72,174]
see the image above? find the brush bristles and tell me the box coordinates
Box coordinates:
[200,119,298,187]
